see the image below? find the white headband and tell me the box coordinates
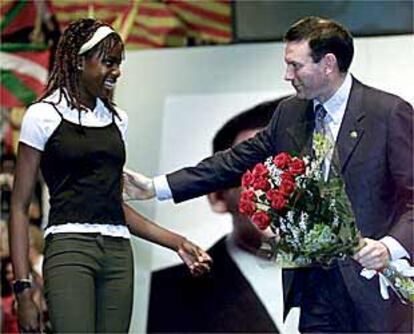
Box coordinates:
[78,26,115,55]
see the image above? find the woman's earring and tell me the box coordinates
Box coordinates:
[77,59,84,71]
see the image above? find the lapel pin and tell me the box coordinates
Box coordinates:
[350,130,358,139]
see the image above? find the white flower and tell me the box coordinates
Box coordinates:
[299,212,308,231]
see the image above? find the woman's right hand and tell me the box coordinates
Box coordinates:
[16,290,43,333]
[177,239,213,277]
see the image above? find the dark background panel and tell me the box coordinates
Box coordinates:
[234,0,414,42]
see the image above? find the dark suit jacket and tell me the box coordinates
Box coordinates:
[147,237,279,333]
[167,78,413,332]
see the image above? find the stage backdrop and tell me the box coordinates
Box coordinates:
[115,34,414,333]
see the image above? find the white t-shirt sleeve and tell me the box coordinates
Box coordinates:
[19,102,62,151]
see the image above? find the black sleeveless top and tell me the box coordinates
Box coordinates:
[40,104,126,228]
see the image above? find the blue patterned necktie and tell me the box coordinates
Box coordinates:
[313,104,341,179]
[314,104,328,136]
[313,104,330,178]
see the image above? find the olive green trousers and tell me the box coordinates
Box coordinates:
[43,233,133,333]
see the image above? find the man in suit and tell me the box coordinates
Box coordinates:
[125,16,413,332]
[147,99,300,333]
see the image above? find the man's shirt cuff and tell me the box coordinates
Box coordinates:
[154,175,173,200]
[380,236,410,261]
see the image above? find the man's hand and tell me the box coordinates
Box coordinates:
[16,289,42,333]
[353,238,390,270]
[123,168,155,200]
[177,240,213,277]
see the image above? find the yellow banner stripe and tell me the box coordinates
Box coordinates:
[168,5,230,32]
[128,25,183,43]
[133,15,182,27]
[174,1,231,16]
[50,0,129,8]
[186,29,230,43]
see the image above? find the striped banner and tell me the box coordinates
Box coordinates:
[48,0,232,49]
[0,43,49,108]
[0,0,232,106]
[0,0,37,36]
[49,0,129,30]
[124,2,187,49]
[165,0,232,43]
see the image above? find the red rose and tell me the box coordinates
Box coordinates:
[240,189,255,202]
[239,199,256,216]
[273,152,292,169]
[281,171,294,182]
[252,163,269,177]
[241,170,254,188]
[272,197,287,210]
[279,178,296,196]
[253,177,270,191]
[266,189,281,201]
[266,189,287,209]
[288,158,305,175]
[268,190,287,210]
[251,211,271,230]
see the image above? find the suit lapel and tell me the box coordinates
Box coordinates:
[336,78,366,173]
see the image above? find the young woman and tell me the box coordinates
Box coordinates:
[10,18,211,333]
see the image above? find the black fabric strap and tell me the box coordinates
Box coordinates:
[43,100,63,119]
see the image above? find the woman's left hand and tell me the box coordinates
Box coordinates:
[177,240,213,277]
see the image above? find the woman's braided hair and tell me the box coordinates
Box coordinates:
[39,18,124,119]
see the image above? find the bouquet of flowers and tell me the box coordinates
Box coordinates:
[239,141,414,303]
[239,150,359,267]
